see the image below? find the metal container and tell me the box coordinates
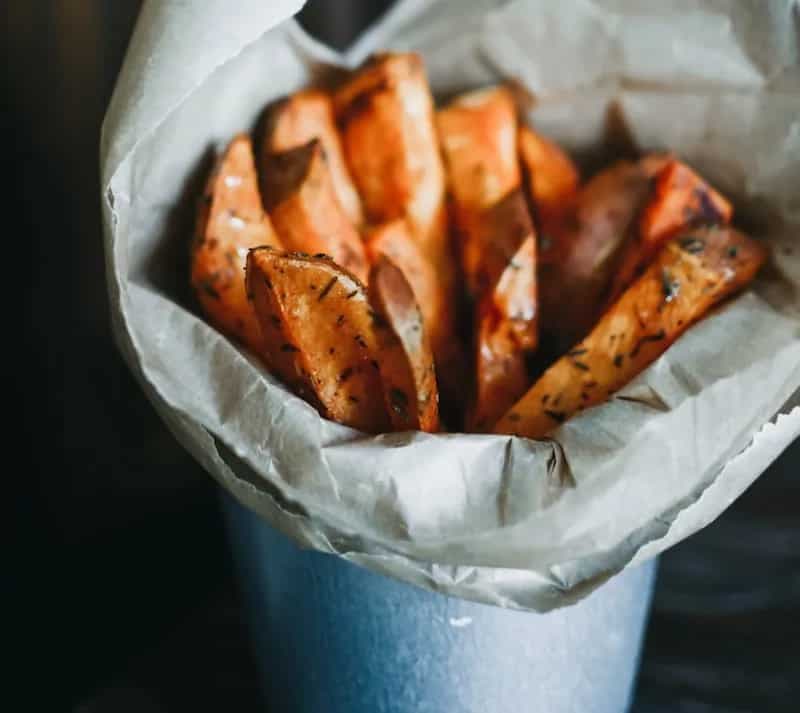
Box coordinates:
[222,491,657,713]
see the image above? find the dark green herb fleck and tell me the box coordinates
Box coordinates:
[544,409,566,423]
[199,279,220,300]
[629,329,666,358]
[613,354,624,368]
[507,412,521,422]
[346,289,359,299]
[368,310,388,328]
[727,245,739,258]
[680,236,706,254]
[318,276,338,301]
[390,388,409,420]
[567,348,588,357]
[572,360,590,371]
[661,268,680,302]
[280,343,299,353]
[339,367,354,382]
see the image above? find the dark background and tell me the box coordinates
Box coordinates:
[8,1,799,711]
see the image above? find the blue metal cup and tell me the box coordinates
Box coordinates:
[222,491,656,713]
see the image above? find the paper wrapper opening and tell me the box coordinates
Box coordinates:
[101,0,800,611]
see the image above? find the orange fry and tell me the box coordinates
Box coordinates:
[369,257,440,432]
[246,248,390,432]
[261,139,368,283]
[437,85,520,292]
[470,190,538,431]
[539,159,655,348]
[366,221,447,352]
[607,159,733,303]
[191,134,282,356]
[518,124,579,229]
[263,89,364,227]
[334,53,448,267]
[495,226,766,439]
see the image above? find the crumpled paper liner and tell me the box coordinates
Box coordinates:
[101,0,800,611]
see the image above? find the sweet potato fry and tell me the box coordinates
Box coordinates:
[437,86,520,292]
[334,53,448,267]
[245,247,390,433]
[260,139,368,284]
[518,124,579,229]
[495,226,767,439]
[369,257,439,432]
[436,90,539,428]
[607,159,733,304]
[365,220,445,352]
[191,134,282,355]
[437,86,520,210]
[539,159,655,348]
[471,190,539,349]
[263,89,363,226]
[472,302,531,433]
[365,220,466,422]
[469,190,538,431]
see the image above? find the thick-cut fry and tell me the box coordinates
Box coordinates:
[246,247,390,433]
[470,190,538,430]
[436,88,538,428]
[369,257,439,432]
[539,159,655,348]
[437,86,520,210]
[191,134,282,355]
[469,190,539,325]
[335,54,467,415]
[334,52,448,267]
[473,302,531,432]
[263,89,364,226]
[437,86,520,292]
[260,139,369,284]
[495,226,767,439]
[607,159,733,304]
[365,220,466,422]
[365,220,445,352]
[518,124,580,229]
